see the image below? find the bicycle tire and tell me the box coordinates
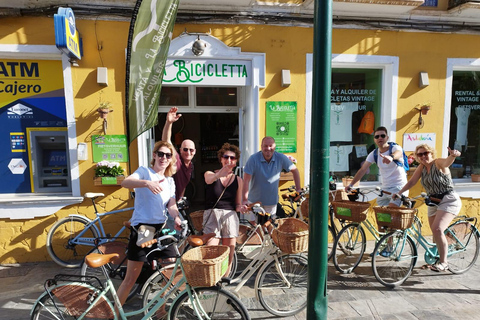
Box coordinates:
[47,216,99,268]
[371,230,417,288]
[256,254,308,317]
[31,283,115,320]
[333,223,366,274]
[169,286,250,320]
[80,244,140,303]
[142,268,180,319]
[447,222,480,274]
[328,225,335,260]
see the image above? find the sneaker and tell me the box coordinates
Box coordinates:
[380,246,393,257]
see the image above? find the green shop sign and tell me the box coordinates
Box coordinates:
[92,135,129,163]
[163,59,251,86]
[266,101,297,153]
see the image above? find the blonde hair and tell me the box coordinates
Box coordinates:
[150,141,177,177]
[415,143,436,161]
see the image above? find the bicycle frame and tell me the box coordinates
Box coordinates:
[67,207,134,248]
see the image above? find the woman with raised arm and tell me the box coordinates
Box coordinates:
[394,144,462,272]
[204,143,243,276]
[117,141,182,308]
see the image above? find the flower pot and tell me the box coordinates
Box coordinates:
[94,176,124,186]
[472,174,480,182]
[98,108,111,119]
[342,177,359,188]
[420,105,430,115]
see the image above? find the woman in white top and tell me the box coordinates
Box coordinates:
[117,141,182,307]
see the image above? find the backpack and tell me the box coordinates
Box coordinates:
[373,142,409,172]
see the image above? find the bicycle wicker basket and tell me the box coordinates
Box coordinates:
[189,210,204,232]
[271,218,309,254]
[332,200,370,222]
[181,245,229,287]
[328,189,348,204]
[373,206,416,231]
[300,197,309,219]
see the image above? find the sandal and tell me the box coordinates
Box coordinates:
[431,262,449,272]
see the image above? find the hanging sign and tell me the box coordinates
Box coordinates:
[266,101,297,153]
[403,133,436,152]
[54,7,83,60]
[92,135,129,162]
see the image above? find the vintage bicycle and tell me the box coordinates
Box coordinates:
[371,193,480,288]
[31,222,250,320]
[47,192,134,268]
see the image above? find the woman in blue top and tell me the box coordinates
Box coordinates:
[395,144,462,272]
[117,141,182,307]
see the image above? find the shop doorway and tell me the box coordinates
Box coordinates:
[155,112,240,211]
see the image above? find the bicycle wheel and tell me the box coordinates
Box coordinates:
[142,268,181,319]
[446,222,480,274]
[371,230,417,288]
[169,286,249,320]
[328,225,335,260]
[47,216,99,268]
[31,283,115,320]
[333,223,366,274]
[256,254,308,316]
[80,243,140,303]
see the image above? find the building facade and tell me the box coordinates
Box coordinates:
[1,0,480,263]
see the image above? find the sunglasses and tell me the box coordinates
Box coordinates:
[416,151,431,158]
[182,148,195,153]
[222,155,237,160]
[156,151,172,159]
[374,134,386,139]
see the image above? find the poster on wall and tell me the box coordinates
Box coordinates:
[0,59,67,194]
[403,133,436,152]
[266,101,297,153]
[92,135,129,162]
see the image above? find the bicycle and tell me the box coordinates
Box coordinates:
[142,203,308,318]
[80,197,194,303]
[371,193,480,288]
[31,222,251,320]
[279,185,309,220]
[47,192,134,268]
[331,187,422,274]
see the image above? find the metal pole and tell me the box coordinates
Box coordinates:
[307,0,332,319]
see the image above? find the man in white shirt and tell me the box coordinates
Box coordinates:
[345,126,408,206]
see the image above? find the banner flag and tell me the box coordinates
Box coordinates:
[125,0,179,145]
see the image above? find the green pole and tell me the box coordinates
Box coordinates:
[307,0,331,319]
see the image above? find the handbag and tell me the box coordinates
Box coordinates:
[135,225,156,248]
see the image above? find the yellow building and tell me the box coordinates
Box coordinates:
[0,0,480,263]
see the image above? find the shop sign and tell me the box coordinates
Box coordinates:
[54,7,82,60]
[266,101,297,153]
[92,135,129,163]
[403,133,435,152]
[8,158,27,174]
[164,59,251,86]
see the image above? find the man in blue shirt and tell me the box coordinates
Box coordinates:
[241,136,302,217]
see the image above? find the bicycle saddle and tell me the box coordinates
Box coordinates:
[187,233,216,247]
[85,252,120,268]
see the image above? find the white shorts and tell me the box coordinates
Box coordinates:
[203,208,239,238]
[427,193,462,217]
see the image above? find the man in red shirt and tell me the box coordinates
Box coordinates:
[162,107,195,200]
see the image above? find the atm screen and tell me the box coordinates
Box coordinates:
[43,149,67,167]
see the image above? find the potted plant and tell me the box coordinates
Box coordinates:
[416,102,431,115]
[97,101,113,119]
[94,160,125,185]
[472,166,480,182]
[342,175,359,188]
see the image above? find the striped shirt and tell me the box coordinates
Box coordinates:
[420,160,454,195]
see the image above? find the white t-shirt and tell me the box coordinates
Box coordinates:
[129,166,176,226]
[455,107,471,150]
[330,102,358,142]
[365,144,407,189]
[330,145,353,172]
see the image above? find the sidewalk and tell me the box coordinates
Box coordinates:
[1,245,480,319]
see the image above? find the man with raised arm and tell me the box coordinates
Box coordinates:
[162,107,196,200]
[241,136,302,217]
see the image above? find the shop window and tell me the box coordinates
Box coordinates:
[330,68,383,181]
[159,86,189,106]
[448,71,480,177]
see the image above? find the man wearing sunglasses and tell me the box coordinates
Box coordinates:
[162,107,196,200]
[241,136,302,217]
[345,126,408,206]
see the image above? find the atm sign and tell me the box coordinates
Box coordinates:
[54,7,82,60]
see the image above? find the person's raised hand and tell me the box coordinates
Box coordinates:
[167,107,182,123]
[447,146,461,158]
